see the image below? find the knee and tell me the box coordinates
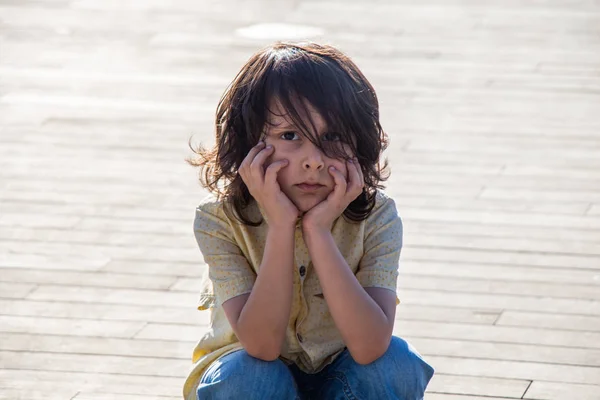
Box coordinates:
[382,336,434,395]
[329,337,434,399]
[197,350,298,400]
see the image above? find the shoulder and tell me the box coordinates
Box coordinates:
[364,190,403,236]
[373,190,395,209]
[196,193,223,213]
[369,190,400,221]
[194,194,232,231]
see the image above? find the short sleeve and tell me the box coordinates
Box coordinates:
[356,194,402,303]
[194,200,256,308]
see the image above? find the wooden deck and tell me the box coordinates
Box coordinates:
[1,1,599,399]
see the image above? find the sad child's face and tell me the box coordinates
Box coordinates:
[262,99,354,213]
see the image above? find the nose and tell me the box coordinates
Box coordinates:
[302,142,325,171]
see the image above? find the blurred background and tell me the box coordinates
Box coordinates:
[1,1,599,399]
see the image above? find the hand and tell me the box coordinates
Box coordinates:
[302,157,364,235]
[238,141,299,228]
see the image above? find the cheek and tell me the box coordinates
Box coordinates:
[330,160,348,178]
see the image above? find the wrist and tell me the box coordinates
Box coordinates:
[267,220,297,233]
[302,224,332,244]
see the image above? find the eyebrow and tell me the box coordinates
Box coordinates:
[270,121,296,130]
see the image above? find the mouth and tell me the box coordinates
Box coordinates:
[295,182,325,192]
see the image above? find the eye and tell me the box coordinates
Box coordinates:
[323,132,342,141]
[280,131,300,141]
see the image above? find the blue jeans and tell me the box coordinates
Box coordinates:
[196,336,434,400]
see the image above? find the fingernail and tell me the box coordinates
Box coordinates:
[348,159,353,163]
[330,166,336,170]
[266,144,273,149]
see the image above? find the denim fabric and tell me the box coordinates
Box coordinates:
[197,336,434,400]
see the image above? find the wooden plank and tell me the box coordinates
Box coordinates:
[501,164,600,181]
[0,189,167,208]
[496,310,600,332]
[0,315,144,338]
[26,285,196,307]
[73,393,180,400]
[0,370,181,397]
[396,305,500,325]
[425,395,516,400]
[426,374,529,398]
[134,323,207,341]
[0,268,177,290]
[0,204,193,222]
[403,247,600,270]
[0,350,188,378]
[428,355,600,385]
[0,282,36,299]
[400,277,600,300]
[400,260,600,286]
[0,299,204,325]
[1,240,199,264]
[408,220,600,243]
[0,253,109,272]
[0,388,78,400]
[399,288,600,316]
[0,332,191,359]
[102,260,203,277]
[407,336,600,367]
[0,213,80,229]
[481,187,600,203]
[524,381,600,400]
[405,233,600,257]
[393,320,600,349]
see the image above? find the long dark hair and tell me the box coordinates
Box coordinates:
[187,41,390,226]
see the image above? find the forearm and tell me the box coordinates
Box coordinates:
[237,224,295,359]
[304,229,392,364]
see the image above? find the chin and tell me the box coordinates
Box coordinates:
[293,196,326,213]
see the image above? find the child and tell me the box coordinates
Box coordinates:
[184,42,434,400]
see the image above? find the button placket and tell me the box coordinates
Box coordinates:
[293,225,310,348]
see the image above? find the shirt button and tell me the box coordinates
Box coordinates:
[299,265,306,277]
[297,333,304,343]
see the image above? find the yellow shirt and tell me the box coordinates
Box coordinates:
[183,190,402,400]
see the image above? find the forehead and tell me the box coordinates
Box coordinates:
[267,97,327,131]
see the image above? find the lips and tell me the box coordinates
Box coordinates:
[295,183,324,192]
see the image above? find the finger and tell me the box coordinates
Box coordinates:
[249,144,275,179]
[264,159,289,184]
[347,159,364,195]
[328,166,347,200]
[240,141,266,171]
[354,157,365,187]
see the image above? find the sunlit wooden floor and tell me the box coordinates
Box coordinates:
[1,1,599,399]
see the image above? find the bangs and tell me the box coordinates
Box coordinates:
[258,49,375,159]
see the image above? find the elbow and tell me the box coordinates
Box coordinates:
[349,337,391,365]
[352,350,384,366]
[240,334,283,361]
